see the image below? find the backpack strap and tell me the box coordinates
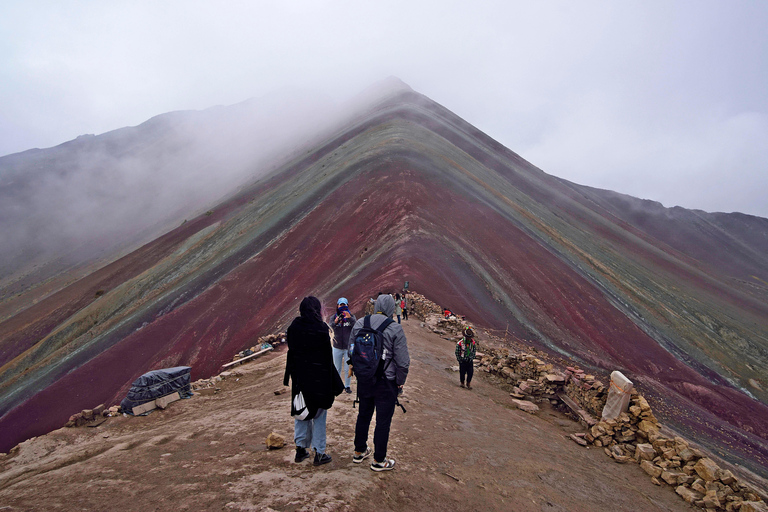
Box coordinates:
[363,315,372,330]
[375,317,394,334]
[374,317,396,380]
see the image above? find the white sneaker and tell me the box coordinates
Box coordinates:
[370,458,395,471]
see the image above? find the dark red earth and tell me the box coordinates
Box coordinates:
[2,87,767,477]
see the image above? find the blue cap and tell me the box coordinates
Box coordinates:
[337,297,348,305]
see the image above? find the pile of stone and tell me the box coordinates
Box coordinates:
[65,404,121,427]
[563,366,608,419]
[635,435,765,510]
[230,333,285,362]
[477,348,565,402]
[422,312,468,338]
[404,292,443,321]
[581,393,661,459]
[475,345,767,510]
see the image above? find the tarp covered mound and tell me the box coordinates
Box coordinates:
[120,366,192,415]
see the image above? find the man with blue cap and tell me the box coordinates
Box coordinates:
[328,297,356,393]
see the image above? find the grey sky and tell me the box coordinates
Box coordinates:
[1,1,766,217]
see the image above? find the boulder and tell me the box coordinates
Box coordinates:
[265,432,286,450]
[694,458,721,482]
[641,460,663,478]
[637,420,660,435]
[510,399,539,414]
[741,502,768,512]
[569,434,587,446]
[661,470,685,486]
[717,469,736,485]
[678,447,699,462]
[676,486,704,504]
[702,489,721,509]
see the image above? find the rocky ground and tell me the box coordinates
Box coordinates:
[0,321,704,511]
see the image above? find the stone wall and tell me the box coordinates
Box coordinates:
[412,290,767,511]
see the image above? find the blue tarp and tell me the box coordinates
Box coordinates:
[120,366,192,414]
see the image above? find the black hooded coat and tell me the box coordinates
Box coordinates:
[283,297,344,419]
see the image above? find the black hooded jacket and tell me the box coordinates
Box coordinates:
[283,297,344,418]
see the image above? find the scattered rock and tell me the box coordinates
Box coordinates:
[510,399,539,414]
[569,434,587,446]
[742,502,768,512]
[641,460,663,479]
[693,458,720,482]
[265,432,286,450]
[634,443,656,461]
[676,485,704,504]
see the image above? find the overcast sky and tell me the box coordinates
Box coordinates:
[1,1,766,217]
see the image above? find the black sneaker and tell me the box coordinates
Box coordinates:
[345,387,352,394]
[313,453,332,466]
[295,447,310,463]
[370,458,395,471]
[352,447,372,463]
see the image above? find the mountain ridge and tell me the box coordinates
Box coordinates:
[1,85,767,478]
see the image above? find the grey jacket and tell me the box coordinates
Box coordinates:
[349,294,410,386]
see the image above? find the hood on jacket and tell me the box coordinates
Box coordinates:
[374,294,396,317]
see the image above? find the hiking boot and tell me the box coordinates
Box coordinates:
[460,382,465,388]
[313,453,332,466]
[467,384,472,390]
[370,458,395,472]
[352,447,372,464]
[345,387,352,394]
[295,447,310,463]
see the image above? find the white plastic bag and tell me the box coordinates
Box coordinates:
[292,391,309,420]
[601,371,633,420]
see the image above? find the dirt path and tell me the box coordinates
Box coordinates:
[0,321,695,511]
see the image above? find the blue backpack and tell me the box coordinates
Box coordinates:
[349,315,394,386]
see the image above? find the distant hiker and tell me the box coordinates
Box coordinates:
[348,294,410,471]
[444,308,453,319]
[329,297,356,394]
[401,294,408,321]
[456,326,477,389]
[284,296,345,466]
[394,293,403,324]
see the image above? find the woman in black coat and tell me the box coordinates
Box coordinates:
[283,296,344,466]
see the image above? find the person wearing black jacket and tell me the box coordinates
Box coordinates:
[283,296,345,466]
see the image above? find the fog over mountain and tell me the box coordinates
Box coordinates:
[0,89,350,297]
[2,2,767,218]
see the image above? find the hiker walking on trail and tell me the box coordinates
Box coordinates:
[348,294,410,471]
[401,293,408,321]
[394,293,403,324]
[456,326,477,389]
[284,296,345,466]
[329,297,356,394]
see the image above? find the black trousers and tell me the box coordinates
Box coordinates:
[354,378,398,462]
[459,360,474,384]
[402,308,408,320]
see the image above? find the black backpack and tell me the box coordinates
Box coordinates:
[349,315,394,386]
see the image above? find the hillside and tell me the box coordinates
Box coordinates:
[0,321,704,511]
[0,82,767,479]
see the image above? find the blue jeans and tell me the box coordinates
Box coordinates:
[332,347,351,388]
[294,408,327,454]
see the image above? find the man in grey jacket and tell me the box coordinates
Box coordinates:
[349,294,410,471]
